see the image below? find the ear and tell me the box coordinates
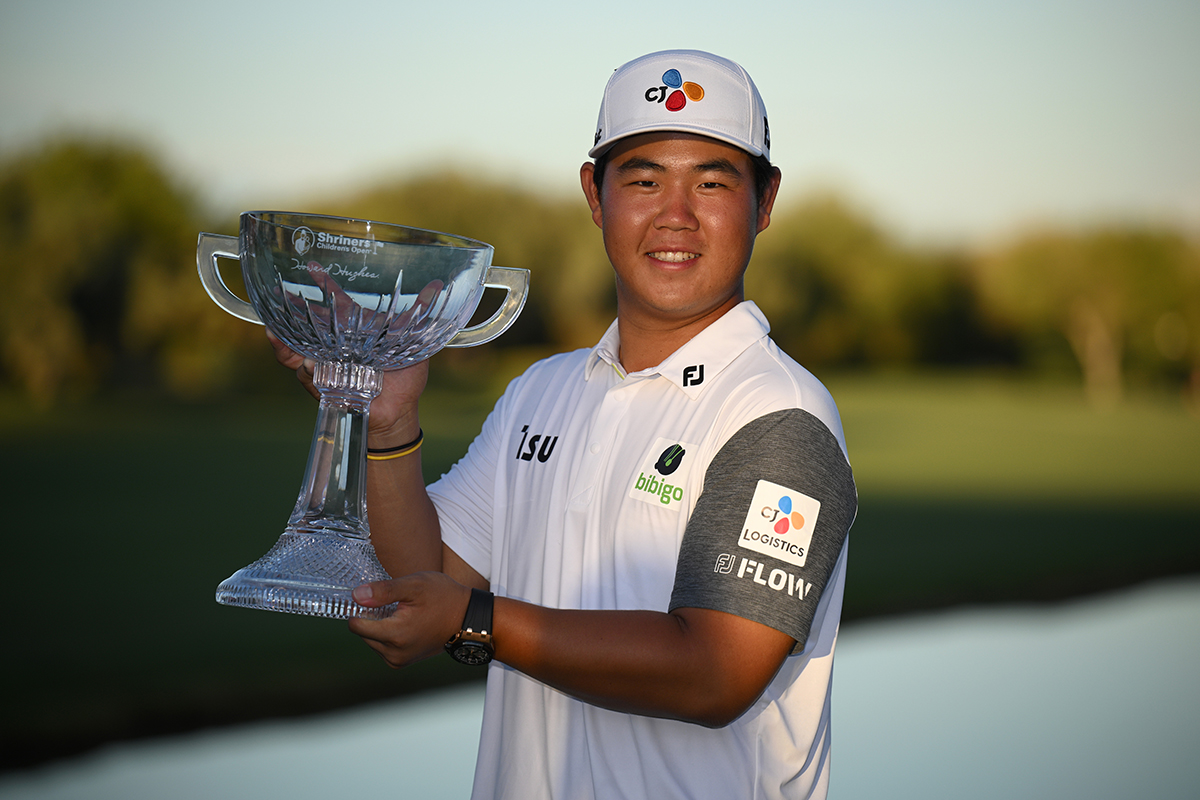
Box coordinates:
[755,166,783,234]
[580,162,604,229]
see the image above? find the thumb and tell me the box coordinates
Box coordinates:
[353,580,398,607]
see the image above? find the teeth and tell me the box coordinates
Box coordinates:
[649,251,698,263]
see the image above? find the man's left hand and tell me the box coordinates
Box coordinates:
[348,573,472,668]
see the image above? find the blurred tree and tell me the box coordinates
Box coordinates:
[5,137,1193,407]
[973,226,1200,406]
[0,138,254,403]
[1121,230,1200,411]
[746,193,1005,369]
[319,172,615,357]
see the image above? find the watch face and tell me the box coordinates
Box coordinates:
[451,641,493,666]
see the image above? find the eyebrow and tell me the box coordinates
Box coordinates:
[693,158,746,179]
[613,156,665,176]
[613,156,746,180]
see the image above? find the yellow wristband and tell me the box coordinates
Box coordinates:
[366,429,424,461]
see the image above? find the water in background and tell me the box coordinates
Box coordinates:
[833,577,1200,799]
[3,578,1197,800]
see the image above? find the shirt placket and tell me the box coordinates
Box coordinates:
[567,373,640,509]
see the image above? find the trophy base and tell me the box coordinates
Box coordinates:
[216,529,396,620]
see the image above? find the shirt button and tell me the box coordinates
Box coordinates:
[589,443,601,454]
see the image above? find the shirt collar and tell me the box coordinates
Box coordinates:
[584,302,772,397]
[586,318,625,380]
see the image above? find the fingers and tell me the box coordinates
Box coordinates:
[266,329,303,369]
[350,573,462,611]
[412,279,445,318]
[265,330,319,399]
[347,574,472,669]
[351,581,390,607]
[308,263,357,309]
[294,360,318,399]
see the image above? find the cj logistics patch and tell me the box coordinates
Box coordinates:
[738,479,821,568]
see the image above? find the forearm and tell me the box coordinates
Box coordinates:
[492,599,793,727]
[350,575,792,726]
[365,418,444,577]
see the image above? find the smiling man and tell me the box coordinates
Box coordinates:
[276,49,857,800]
[582,129,778,369]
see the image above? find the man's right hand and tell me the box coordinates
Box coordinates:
[265,329,430,443]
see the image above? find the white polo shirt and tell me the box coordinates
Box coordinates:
[429,301,857,800]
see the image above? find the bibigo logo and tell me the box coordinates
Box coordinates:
[644,68,704,112]
[629,437,699,511]
[738,480,821,569]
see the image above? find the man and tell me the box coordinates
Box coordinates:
[276,49,857,799]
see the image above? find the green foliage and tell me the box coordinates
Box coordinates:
[0,137,258,403]
[2,136,1197,407]
[311,172,617,354]
[974,226,1200,405]
[747,194,1008,368]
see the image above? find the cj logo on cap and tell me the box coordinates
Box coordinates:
[644,69,704,112]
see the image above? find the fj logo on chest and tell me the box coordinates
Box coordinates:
[516,425,558,463]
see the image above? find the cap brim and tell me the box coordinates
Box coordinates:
[589,123,765,159]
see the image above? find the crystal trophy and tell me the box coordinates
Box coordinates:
[197,212,529,619]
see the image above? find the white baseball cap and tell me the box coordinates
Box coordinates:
[589,49,770,160]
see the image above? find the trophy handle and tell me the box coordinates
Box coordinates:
[197,232,262,325]
[445,266,530,348]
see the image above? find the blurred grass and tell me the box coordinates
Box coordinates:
[825,372,1200,618]
[1,368,1198,769]
[831,372,1200,503]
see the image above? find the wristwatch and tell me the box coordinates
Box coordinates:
[445,588,495,666]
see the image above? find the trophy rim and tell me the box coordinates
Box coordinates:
[242,210,495,253]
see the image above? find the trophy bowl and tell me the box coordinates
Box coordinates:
[198,212,529,619]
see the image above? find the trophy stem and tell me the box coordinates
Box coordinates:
[215,361,397,619]
[289,362,381,537]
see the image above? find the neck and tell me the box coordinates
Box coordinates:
[615,296,741,373]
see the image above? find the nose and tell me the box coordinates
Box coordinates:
[654,184,699,231]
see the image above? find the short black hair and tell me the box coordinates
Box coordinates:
[591,147,776,205]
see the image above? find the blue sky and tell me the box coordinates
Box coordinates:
[2,0,1198,243]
